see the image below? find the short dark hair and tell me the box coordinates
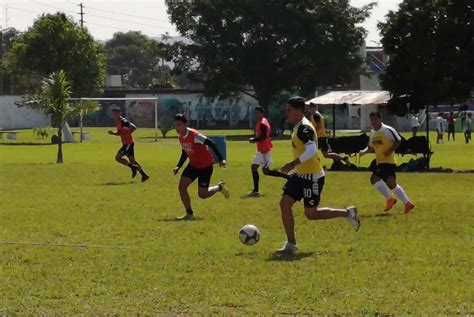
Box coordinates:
[174,113,188,123]
[369,112,382,118]
[254,106,265,113]
[287,96,306,111]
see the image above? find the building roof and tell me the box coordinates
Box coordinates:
[306,90,391,106]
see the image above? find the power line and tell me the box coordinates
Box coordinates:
[32,0,77,15]
[85,12,174,30]
[80,3,171,24]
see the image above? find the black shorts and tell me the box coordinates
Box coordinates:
[117,143,135,157]
[370,160,396,181]
[181,165,213,187]
[448,124,455,133]
[282,174,325,207]
[318,137,330,152]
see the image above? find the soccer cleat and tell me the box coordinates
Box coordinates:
[218,180,230,199]
[141,175,150,182]
[346,206,361,231]
[176,213,195,221]
[403,202,415,214]
[241,191,262,198]
[384,197,397,212]
[276,241,299,254]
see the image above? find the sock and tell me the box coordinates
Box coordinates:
[373,180,392,200]
[186,209,193,215]
[127,163,136,170]
[265,169,290,179]
[139,168,147,176]
[252,171,259,192]
[393,185,410,204]
[209,185,220,192]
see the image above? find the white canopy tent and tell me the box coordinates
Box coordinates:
[306,90,391,134]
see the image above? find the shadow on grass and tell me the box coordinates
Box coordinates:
[360,212,395,219]
[157,216,204,222]
[102,181,136,186]
[265,251,315,262]
[0,142,52,146]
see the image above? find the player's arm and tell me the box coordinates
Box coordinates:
[249,124,267,143]
[383,128,402,156]
[108,130,119,136]
[173,150,188,175]
[359,146,375,156]
[281,125,317,174]
[203,138,226,167]
[128,122,137,133]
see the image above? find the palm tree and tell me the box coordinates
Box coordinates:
[20,70,76,163]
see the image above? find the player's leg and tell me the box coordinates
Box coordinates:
[250,163,260,194]
[115,147,131,166]
[262,152,289,179]
[385,174,414,214]
[302,176,360,230]
[370,161,396,211]
[197,166,229,199]
[128,151,149,182]
[276,175,300,253]
[177,166,197,220]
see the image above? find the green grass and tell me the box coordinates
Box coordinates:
[0,128,473,314]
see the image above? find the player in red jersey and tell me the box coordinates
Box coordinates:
[108,106,149,182]
[244,106,288,198]
[173,114,229,220]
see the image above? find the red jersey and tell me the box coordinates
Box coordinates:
[256,118,272,153]
[178,128,214,168]
[116,117,135,145]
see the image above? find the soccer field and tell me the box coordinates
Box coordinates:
[1,129,473,314]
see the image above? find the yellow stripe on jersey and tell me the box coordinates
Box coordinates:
[369,123,402,164]
[291,117,323,174]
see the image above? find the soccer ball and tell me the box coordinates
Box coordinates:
[239,224,260,246]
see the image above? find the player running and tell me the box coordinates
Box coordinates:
[173,114,229,220]
[108,106,149,182]
[360,112,415,214]
[244,106,288,198]
[276,97,360,254]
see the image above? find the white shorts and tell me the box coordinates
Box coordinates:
[252,151,272,167]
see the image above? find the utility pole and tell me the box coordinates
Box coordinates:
[79,3,84,29]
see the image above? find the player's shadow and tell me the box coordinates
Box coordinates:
[266,251,315,262]
[102,181,136,186]
[360,212,395,219]
[157,217,204,222]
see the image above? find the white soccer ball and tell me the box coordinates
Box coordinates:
[239,224,261,246]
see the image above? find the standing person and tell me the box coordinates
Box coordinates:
[447,111,456,141]
[276,97,360,254]
[360,112,415,214]
[436,113,445,144]
[307,103,348,163]
[244,106,288,198]
[463,113,472,144]
[108,106,149,182]
[411,114,421,137]
[173,114,229,220]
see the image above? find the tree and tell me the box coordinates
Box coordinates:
[19,70,77,163]
[0,27,20,56]
[379,0,474,113]
[4,13,105,96]
[166,0,373,109]
[105,31,168,88]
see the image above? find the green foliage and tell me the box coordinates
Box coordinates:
[105,31,169,88]
[4,13,105,96]
[379,0,474,113]
[0,129,473,314]
[166,0,373,108]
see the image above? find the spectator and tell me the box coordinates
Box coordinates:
[447,111,456,141]
[411,114,421,137]
[463,113,472,144]
[436,113,445,144]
